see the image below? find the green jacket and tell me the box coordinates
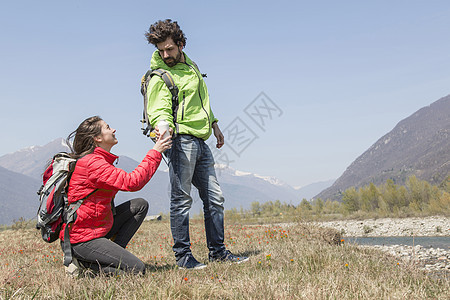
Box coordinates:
[146,50,218,140]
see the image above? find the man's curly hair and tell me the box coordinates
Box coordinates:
[145,19,187,48]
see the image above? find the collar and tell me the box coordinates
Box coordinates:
[93,147,118,165]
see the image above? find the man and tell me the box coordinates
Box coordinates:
[144,19,248,269]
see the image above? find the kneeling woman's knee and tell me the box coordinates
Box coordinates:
[123,254,146,275]
[132,198,149,214]
[132,260,146,275]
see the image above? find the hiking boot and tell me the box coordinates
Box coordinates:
[65,257,83,278]
[209,250,249,264]
[177,254,206,270]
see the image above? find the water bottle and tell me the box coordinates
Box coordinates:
[157,119,170,140]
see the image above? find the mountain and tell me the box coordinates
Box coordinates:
[0,166,41,226]
[0,139,309,225]
[316,94,450,201]
[0,139,70,179]
[295,179,335,200]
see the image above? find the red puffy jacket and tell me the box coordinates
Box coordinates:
[59,147,162,243]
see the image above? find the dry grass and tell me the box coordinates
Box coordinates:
[0,218,448,299]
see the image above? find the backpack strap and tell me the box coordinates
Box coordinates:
[141,69,179,138]
[151,69,179,131]
[141,70,153,137]
[190,61,207,78]
[62,189,98,267]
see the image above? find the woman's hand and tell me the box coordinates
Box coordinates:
[153,129,172,153]
[153,126,173,139]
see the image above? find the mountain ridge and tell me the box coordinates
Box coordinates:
[0,166,41,225]
[0,139,327,225]
[315,94,450,201]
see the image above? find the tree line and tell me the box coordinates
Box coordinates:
[225,176,450,220]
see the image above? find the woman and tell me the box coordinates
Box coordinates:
[60,116,171,276]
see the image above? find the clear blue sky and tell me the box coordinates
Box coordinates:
[1,0,449,188]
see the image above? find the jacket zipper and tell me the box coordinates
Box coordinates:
[185,62,211,136]
[181,91,185,120]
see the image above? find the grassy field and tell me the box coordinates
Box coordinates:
[0,218,448,299]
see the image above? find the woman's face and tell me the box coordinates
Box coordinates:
[95,120,118,151]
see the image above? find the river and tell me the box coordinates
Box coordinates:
[345,236,450,249]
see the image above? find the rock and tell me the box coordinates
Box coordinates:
[144,214,162,221]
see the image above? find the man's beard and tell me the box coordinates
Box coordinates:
[163,50,182,67]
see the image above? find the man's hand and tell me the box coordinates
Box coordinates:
[212,122,224,148]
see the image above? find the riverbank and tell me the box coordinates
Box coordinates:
[314,216,449,278]
[314,216,449,237]
[361,244,449,278]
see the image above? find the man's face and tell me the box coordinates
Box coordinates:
[156,38,183,67]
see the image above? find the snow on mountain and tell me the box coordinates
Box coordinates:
[234,170,252,177]
[214,164,290,187]
[254,174,288,187]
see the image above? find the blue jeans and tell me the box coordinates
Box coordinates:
[167,134,226,260]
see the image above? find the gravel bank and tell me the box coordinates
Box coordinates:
[314,216,449,277]
[314,216,449,237]
[360,244,449,278]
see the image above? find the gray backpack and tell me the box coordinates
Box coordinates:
[36,152,95,266]
[140,69,179,141]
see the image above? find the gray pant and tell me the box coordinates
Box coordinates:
[70,198,148,275]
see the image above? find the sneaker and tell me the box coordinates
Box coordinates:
[177,254,207,270]
[209,250,249,264]
[65,257,83,278]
